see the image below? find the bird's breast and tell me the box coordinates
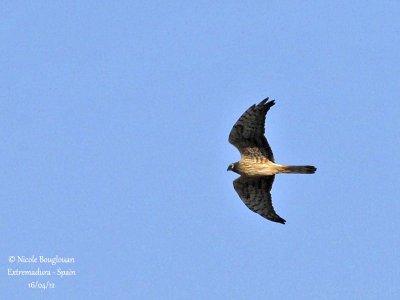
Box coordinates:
[238,160,280,176]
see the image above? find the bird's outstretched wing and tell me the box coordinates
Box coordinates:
[233,175,286,224]
[229,98,275,161]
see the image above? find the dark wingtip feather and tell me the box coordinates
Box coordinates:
[268,99,276,108]
[258,97,269,105]
[267,214,286,224]
[257,97,275,109]
[276,217,286,224]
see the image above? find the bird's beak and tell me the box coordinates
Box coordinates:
[227,165,231,171]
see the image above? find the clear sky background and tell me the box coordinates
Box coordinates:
[1,1,399,299]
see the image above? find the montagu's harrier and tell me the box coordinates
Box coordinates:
[228,98,316,224]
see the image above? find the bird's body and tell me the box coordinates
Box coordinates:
[228,98,316,224]
[232,159,316,176]
[233,159,282,176]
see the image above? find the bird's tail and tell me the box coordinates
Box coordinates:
[280,165,317,174]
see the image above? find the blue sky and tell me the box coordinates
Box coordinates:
[1,1,399,299]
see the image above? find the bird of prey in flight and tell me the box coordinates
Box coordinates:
[228,97,316,224]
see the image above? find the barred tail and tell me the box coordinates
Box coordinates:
[281,165,317,174]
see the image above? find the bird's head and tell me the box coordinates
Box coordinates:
[227,162,238,173]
